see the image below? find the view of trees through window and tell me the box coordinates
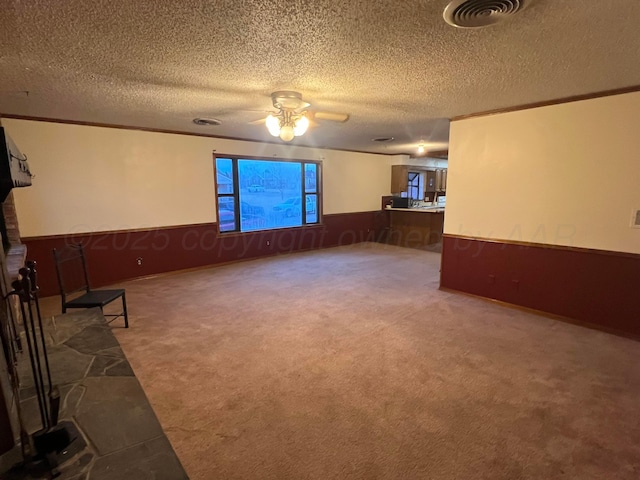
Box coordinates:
[215,157,320,233]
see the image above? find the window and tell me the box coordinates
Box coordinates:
[407,171,424,201]
[215,156,321,233]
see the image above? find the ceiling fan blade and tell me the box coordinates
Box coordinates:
[313,111,350,123]
[248,117,267,125]
[250,116,318,127]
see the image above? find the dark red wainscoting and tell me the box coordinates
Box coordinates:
[22,211,387,297]
[441,234,640,338]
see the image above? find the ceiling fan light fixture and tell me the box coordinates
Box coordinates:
[259,91,347,142]
[293,115,309,136]
[279,125,295,142]
[266,114,280,137]
[265,111,309,142]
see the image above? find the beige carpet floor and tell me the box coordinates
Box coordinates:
[41,242,640,479]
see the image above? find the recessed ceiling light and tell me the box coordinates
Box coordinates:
[372,137,395,142]
[193,118,222,126]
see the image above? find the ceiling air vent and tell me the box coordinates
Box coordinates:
[443,0,528,28]
[193,118,222,126]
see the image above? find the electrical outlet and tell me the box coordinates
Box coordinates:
[136,257,143,266]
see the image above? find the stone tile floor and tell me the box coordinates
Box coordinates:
[2,308,188,479]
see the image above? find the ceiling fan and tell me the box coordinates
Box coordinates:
[251,91,349,142]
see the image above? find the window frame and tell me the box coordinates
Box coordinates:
[213,154,322,234]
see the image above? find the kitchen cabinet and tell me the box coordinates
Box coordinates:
[391,165,447,196]
[425,170,437,192]
[436,169,447,192]
[391,165,408,194]
[426,169,446,192]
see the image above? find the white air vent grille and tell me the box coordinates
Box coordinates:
[443,0,527,28]
[632,209,640,228]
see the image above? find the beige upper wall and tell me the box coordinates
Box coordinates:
[3,119,396,237]
[396,156,448,169]
[446,91,640,254]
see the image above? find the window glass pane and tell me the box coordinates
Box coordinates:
[305,194,318,224]
[239,200,267,232]
[238,159,302,230]
[218,197,236,232]
[304,164,317,193]
[407,171,424,200]
[216,158,234,194]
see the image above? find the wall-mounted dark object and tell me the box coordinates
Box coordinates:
[0,127,32,202]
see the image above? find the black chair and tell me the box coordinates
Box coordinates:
[52,243,129,328]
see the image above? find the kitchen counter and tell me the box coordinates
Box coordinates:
[385,205,444,250]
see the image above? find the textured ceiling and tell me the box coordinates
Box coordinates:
[1,0,640,155]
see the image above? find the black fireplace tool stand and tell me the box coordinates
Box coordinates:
[4,261,78,478]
